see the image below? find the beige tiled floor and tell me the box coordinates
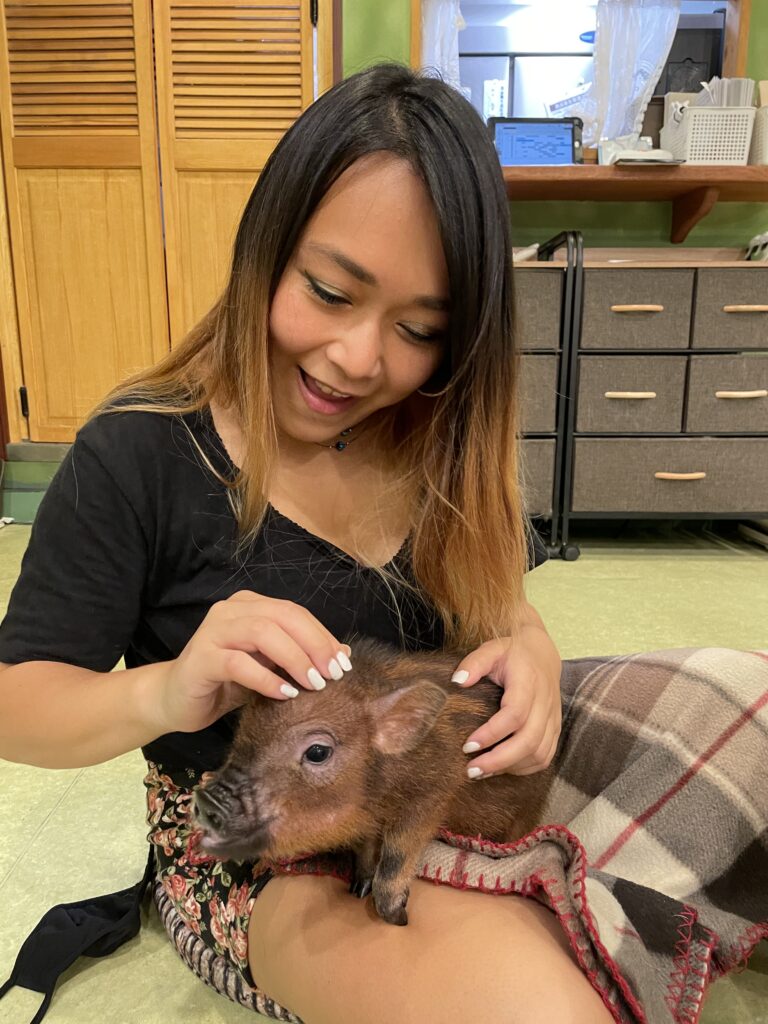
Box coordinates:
[0,521,766,1024]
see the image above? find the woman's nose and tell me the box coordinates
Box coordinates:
[325,320,384,382]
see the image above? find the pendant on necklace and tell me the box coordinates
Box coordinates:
[318,426,356,452]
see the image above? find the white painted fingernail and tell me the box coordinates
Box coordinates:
[281,683,300,698]
[467,766,484,779]
[452,670,470,685]
[463,741,481,754]
[307,668,326,691]
[337,650,353,672]
[328,658,343,681]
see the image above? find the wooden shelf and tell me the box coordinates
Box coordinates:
[502,165,768,243]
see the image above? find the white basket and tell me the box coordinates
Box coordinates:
[660,106,756,164]
[749,106,768,165]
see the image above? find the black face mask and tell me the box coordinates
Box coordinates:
[0,847,154,1024]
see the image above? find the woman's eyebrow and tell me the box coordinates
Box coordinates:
[305,242,449,312]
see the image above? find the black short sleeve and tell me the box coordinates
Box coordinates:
[0,421,148,671]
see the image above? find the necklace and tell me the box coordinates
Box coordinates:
[315,427,356,452]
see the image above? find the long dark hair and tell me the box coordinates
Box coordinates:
[98,63,527,646]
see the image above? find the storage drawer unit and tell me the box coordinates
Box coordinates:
[576,355,687,433]
[521,439,556,518]
[514,247,578,550]
[513,267,564,350]
[580,269,694,350]
[520,354,559,433]
[571,438,768,514]
[692,269,768,349]
[686,354,768,433]
[559,259,768,557]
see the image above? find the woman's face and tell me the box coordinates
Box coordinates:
[269,153,449,447]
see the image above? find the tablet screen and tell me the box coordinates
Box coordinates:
[493,121,575,165]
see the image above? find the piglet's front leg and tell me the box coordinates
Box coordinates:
[350,834,380,899]
[372,822,438,926]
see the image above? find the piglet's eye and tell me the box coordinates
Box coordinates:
[303,743,333,765]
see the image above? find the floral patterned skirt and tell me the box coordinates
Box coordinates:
[144,761,301,1022]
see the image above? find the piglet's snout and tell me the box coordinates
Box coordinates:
[194,784,232,835]
[193,775,272,859]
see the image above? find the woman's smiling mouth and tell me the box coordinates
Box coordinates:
[297,367,360,415]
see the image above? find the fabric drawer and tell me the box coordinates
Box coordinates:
[520,355,559,433]
[521,439,556,517]
[692,269,768,349]
[576,356,686,433]
[580,269,694,350]
[571,438,768,513]
[686,355,768,433]
[513,268,563,350]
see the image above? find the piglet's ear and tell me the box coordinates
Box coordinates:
[371,681,447,756]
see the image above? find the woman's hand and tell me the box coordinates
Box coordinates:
[150,591,352,735]
[452,611,562,779]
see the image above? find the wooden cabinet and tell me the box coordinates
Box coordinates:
[0,0,168,441]
[0,0,334,442]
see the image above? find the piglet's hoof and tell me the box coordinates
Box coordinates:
[374,889,409,926]
[349,875,373,899]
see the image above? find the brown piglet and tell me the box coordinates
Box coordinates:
[194,638,557,925]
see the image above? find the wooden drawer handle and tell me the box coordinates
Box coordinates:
[604,391,657,399]
[610,304,664,313]
[715,389,768,399]
[722,305,768,313]
[654,471,707,481]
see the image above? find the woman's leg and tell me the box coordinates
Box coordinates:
[248,873,615,1024]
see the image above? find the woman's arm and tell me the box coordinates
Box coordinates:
[0,659,170,769]
[0,591,353,770]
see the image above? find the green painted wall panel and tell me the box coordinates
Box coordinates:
[341,0,768,248]
[343,0,411,75]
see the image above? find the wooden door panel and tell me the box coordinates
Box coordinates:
[154,0,321,343]
[0,0,168,441]
[18,167,159,430]
[177,171,255,330]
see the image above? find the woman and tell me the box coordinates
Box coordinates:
[0,65,764,1024]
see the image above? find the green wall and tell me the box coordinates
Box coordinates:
[342,1,768,248]
[342,0,411,78]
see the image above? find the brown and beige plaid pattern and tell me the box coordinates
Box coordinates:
[277,647,768,1024]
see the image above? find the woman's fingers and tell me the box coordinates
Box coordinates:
[212,593,353,686]
[212,615,343,694]
[215,648,307,701]
[464,697,554,778]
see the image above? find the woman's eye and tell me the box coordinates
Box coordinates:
[304,274,348,306]
[401,325,444,344]
[303,743,333,765]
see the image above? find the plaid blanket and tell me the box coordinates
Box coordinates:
[275,646,768,1024]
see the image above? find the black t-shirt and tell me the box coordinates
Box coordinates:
[0,408,548,775]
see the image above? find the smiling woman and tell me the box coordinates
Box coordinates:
[0,63,599,1024]
[92,61,530,646]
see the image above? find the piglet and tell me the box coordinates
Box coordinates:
[194,638,556,925]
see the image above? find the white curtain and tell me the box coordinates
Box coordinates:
[420,0,464,90]
[573,0,680,146]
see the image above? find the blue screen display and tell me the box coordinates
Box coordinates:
[494,122,574,166]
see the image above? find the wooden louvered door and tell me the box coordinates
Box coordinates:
[154,1,330,343]
[0,0,169,440]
